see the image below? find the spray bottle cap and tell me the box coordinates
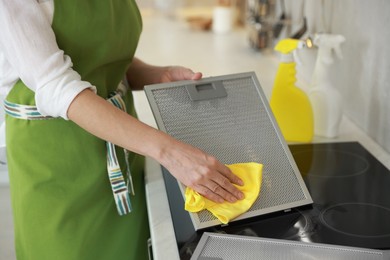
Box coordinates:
[274,38,305,64]
[314,33,346,64]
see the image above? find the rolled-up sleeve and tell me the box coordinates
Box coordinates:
[0,0,96,120]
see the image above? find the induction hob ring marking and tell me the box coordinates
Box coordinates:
[293,149,370,178]
[319,202,390,238]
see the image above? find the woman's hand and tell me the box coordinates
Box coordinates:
[126,58,202,89]
[159,65,202,83]
[158,135,245,204]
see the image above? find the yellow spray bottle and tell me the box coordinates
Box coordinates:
[270,38,314,142]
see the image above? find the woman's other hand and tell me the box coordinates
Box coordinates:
[126,58,202,89]
[159,65,202,83]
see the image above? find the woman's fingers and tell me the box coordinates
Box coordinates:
[193,184,225,203]
[217,163,244,186]
[214,172,245,201]
[190,164,244,204]
[159,137,244,204]
[189,71,202,80]
[160,66,202,83]
[194,175,244,204]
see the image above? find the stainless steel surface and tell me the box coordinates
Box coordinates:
[191,232,388,260]
[144,72,312,230]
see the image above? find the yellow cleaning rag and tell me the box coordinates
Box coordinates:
[184,162,263,224]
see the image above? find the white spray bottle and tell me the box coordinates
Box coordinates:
[309,34,346,138]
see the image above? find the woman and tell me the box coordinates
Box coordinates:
[0,0,244,259]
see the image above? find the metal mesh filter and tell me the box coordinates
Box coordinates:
[191,233,388,260]
[145,72,312,229]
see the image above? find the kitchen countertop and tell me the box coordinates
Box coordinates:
[132,10,390,260]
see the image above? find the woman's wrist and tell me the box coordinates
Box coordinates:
[126,58,168,89]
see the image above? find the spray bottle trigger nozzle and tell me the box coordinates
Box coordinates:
[334,45,344,60]
[293,50,302,66]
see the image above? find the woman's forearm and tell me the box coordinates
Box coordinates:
[67,88,244,203]
[126,58,163,90]
[67,88,169,160]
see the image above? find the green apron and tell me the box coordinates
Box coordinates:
[6,1,149,259]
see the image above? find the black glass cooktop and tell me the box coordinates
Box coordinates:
[161,142,390,259]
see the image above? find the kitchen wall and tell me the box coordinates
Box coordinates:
[278,0,390,153]
[137,0,390,153]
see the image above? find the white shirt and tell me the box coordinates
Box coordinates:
[0,0,97,120]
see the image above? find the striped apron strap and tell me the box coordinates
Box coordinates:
[106,92,135,215]
[3,83,135,216]
[4,99,54,120]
